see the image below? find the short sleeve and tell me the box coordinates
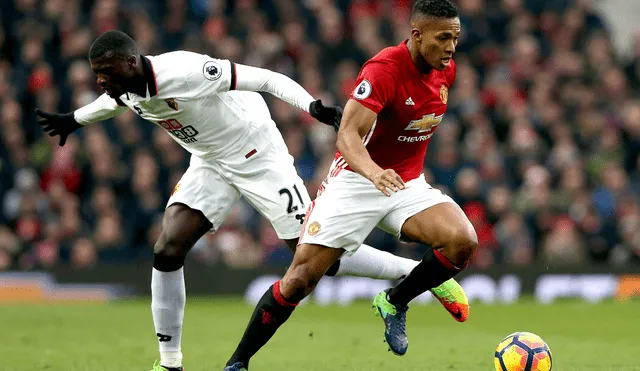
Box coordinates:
[184,53,237,97]
[350,61,397,114]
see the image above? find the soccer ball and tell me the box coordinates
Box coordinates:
[494,332,552,371]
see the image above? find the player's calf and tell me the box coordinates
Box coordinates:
[387,202,478,308]
[386,247,470,309]
[152,204,213,370]
[225,243,344,369]
[225,280,299,369]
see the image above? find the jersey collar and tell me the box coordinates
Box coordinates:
[140,55,158,101]
[402,39,420,76]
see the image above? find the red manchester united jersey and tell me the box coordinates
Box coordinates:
[335,40,456,182]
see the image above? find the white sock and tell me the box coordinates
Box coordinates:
[336,244,419,280]
[151,267,185,368]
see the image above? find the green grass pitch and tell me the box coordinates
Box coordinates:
[1,298,639,371]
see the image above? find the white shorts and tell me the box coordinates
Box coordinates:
[299,169,454,255]
[167,127,311,240]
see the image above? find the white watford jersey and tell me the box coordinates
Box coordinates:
[115,51,275,159]
[74,50,315,160]
[72,50,318,239]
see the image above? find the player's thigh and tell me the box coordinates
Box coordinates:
[299,172,389,254]
[231,153,311,240]
[167,157,241,235]
[378,175,476,248]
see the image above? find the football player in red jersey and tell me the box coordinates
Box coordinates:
[224,1,475,369]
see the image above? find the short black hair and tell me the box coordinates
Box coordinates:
[412,0,459,19]
[88,30,137,60]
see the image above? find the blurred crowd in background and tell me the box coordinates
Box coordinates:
[1,0,640,271]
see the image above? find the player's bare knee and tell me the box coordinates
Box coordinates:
[154,234,189,258]
[287,271,318,296]
[282,265,320,301]
[443,226,478,267]
[153,233,189,272]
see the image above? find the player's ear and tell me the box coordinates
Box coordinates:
[127,55,137,68]
[411,28,421,43]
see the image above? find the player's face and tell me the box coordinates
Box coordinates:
[90,54,137,98]
[412,16,461,71]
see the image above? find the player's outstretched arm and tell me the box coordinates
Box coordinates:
[74,93,128,125]
[337,99,405,196]
[234,64,342,130]
[36,93,127,146]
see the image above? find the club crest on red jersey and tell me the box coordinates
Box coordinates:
[440,85,448,104]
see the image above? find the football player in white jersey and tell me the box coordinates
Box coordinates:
[36,30,468,371]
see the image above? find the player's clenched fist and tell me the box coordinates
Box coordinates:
[35,109,83,146]
[371,169,405,197]
[309,99,343,132]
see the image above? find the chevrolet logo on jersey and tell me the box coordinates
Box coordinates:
[405,113,443,133]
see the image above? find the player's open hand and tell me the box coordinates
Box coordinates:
[309,99,343,132]
[371,169,405,197]
[36,109,83,147]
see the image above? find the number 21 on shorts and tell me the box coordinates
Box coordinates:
[279,184,306,224]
